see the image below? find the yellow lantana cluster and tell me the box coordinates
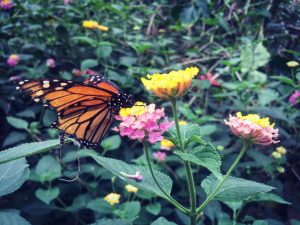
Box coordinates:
[236,112,274,128]
[287,61,299,68]
[119,102,146,117]
[125,184,138,193]
[272,146,287,159]
[104,193,121,205]
[160,139,174,150]
[141,67,199,99]
[82,20,109,31]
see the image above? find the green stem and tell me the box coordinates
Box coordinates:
[171,98,197,225]
[196,142,249,214]
[143,142,189,215]
[291,68,295,83]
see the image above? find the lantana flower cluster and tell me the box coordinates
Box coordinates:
[225,112,279,146]
[141,67,199,99]
[7,54,19,67]
[0,0,14,10]
[113,102,174,144]
[82,20,109,31]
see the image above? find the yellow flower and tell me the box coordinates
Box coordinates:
[179,120,187,125]
[160,139,174,150]
[119,102,146,117]
[82,20,109,31]
[236,112,274,128]
[276,166,285,173]
[125,184,138,193]
[287,61,299,67]
[141,67,199,99]
[276,146,287,155]
[104,193,121,205]
[272,151,281,159]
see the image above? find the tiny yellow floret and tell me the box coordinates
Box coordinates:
[119,102,146,117]
[82,20,109,31]
[287,61,299,68]
[104,193,121,205]
[141,67,199,99]
[272,151,281,159]
[277,166,285,173]
[236,112,274,128]
[161,139,174,149]
[179,120,187,125]
[276,146,287,155]
[125,184,138,193]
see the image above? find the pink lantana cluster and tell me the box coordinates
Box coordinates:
[289,91,300,106]
[225,112,279,146]
[113,102,174,144]
[46,58,56,68]
[7,54,19,67]
[153,151,167,162]
[0,0,14,10]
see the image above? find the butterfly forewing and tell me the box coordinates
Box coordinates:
[17,78,126,148]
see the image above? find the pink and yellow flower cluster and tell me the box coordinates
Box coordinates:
[225,112,279,146]
[113,102,174,144]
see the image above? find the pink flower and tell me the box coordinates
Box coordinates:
[200,72,221,87]
[64,0,73,4]
[0,0,14,10]
[153,151,167,162]
[7,54,19,67]
[114,102,174,144]
[224,112,279,146]
[46,58,56,68]
[289,91,300,106]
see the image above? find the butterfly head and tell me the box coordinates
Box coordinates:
[120,93,135,108]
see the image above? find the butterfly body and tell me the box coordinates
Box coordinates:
[17,74,134,148]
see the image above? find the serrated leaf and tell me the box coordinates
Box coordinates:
[174,143,221,178]
[145,202,161,215]
[115,201,141,218]
[0,211,31,225]
[168,123,202,147]
[2,131,27,147]
[0,140,60,164]
[35,187,60,204]
[6,116,28,130]
[258,89,279,106]
[222,201,243,211]
[150,217,178,225]
[32,155,61,182]
[247,192,290,205]
[100,135,121,151]
[90,218,134,225]
[0,158,29,197]
[270,76,295,86]
[96,45,113,59]
[72,36,97,47]
[201,175,274,202]
[86,199,113,213]
[81,59,98,71]
[80,150,173,198]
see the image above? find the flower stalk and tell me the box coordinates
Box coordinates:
[196,142,249,215]
[143,142,189,215]
[171,98,197,225]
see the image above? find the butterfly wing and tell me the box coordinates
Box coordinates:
[17,79,120,148]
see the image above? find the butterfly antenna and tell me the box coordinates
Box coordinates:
[58,134,81,182]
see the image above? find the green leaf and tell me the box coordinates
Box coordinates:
[145,202,161,215]
[248,193,290,205]
[270,76,295,86]
[72,36,97,47]
[32,155,61,182]
[6,116,28,130]
[258,89,279,105]
[35,187,60,204]
[3,131,27,147]
[168,123,203,147]
[200,124,217,136]
[90,218,134,225]
[80,150,173,198]
[252,220,268,225]
[86,199,113,213]
[150,217,178,225]
[81,59,99,71]
[100,135,121,151]
[115,201,141,218]
[0,140,60,164]
[174,144,221,178]
[0,211,31,225]
[96,45,113,59]
[222,201,243,211]
[201,175,274,202]
[0,158,29,197]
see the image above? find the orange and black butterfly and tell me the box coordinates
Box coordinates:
[16,74,134,148]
